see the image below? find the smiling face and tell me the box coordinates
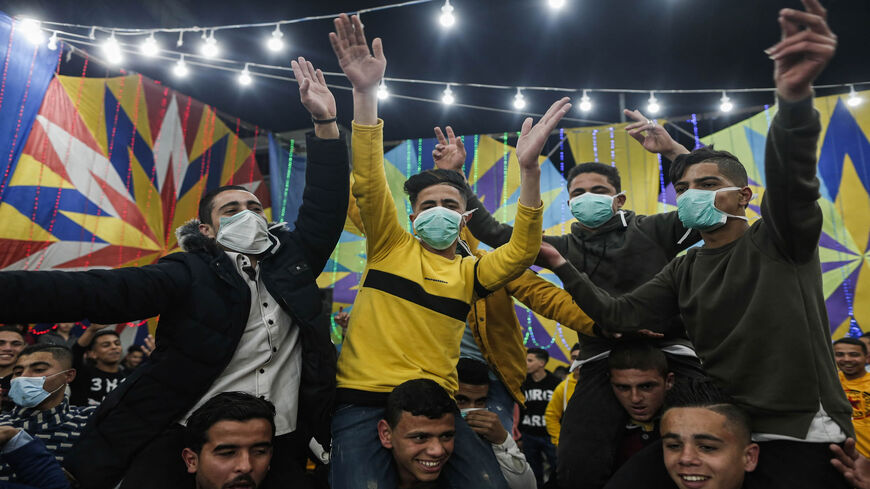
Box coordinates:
[610,368,673,423]
[198,189,265,239]
[182,419,273,489]
[378,411,455,488]
[835,343,868,379]
[661,407,758,489]
[0,331,25,370]
[89,333,122,367]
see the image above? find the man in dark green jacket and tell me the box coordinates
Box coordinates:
[541,1,851,486]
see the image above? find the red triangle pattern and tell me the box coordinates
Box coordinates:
[38,78,104,156]
[55,245,160,269]
[160,155,177,246]
[0,239,54,269]
[88,171,159,246]
[19,121,73,184]
[176,94,204,156]
[142,78,171,147]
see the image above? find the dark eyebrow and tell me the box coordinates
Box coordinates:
[693,176,724,184]
[23,361,52,370]
[217,201,242,211]
[589,186,611,192]
[212,443,240,451]
[692,434,725,443]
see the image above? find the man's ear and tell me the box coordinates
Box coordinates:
[614,193,627,210]
[198,222,216,238]
[181,448,199,474]
[665,372,675,390]
[738,186,753,208]
[377,419,393,449]
[743,443,760,472]
[64,369,76,384]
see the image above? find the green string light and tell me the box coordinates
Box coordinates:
[278,138,294,222]
[417,138,423,173]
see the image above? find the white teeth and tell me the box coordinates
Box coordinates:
[418,460,440,467]
[681,475,709,482]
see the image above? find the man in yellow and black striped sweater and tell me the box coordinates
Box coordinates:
[327,13,572,489]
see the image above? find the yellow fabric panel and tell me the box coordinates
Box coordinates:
[57,75,108,156]
[0,203,57,242]
[105,75,153,148]
[58,210,161,250]
[8,154,75,189]
[129,154,165,245]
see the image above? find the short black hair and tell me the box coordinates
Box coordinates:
[457,358,489,386]
[608,342,669,378]
[127,345,144,354]
[669,147,748,188]
[553,366,569,378]
[861,332,870,339]
[18,344,73,369]
[566,162,621,193]
[0,326,24,340]
[527,348,549,363]
[403,169,468,208]
[384,379,456,429]
[834,337,868,355]
[88,329,120,351]
[570,343,581,353]
[198,185,250,226]
[663,379,752,444]
[184,392,276,454]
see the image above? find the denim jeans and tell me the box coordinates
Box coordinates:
[487,377,515,433]
[521,432,557,486]
[330,403,511,489]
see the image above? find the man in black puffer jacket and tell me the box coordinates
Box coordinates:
[0,56,348,489]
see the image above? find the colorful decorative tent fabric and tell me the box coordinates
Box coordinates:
[0,73,268,271]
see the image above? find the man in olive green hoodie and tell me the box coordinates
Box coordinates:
[540,1,852,487]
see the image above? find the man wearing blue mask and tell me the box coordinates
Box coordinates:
[539,1,851,487]
[435,97,706,489]
[0,344,93,484]
[0,56,349,489]
[328,13,566,489]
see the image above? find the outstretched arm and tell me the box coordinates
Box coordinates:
[623,109,689,162]
[330,14,406,262]
[538,242,679,333]
[475,99,571,292]
[506,270,595,337]
[287,57,349,273]
[761,0,837,263]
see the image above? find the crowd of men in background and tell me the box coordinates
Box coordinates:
[1,1,870,488]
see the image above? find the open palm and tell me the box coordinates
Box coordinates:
[516,98,571,171]
[291,57,335,120]
[329,14,386,92]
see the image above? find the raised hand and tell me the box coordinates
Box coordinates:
[432,126,466,173]
[465,409,508,445]
[329,14,386,94]
[624,109,688,161]
[766,0,836,102]
[516,98,572,171]
[291,57,336,120]
[142,334,156,357]
[830,438,870,489]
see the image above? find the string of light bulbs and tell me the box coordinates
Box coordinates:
[17,9,868,120]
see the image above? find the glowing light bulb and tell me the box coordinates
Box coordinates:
[102,32,123,65]
[47,31,58,51]
[439,0,456,27]
[239,65,252,86]
[173,55,189,77]
[719,92,733,113]
[377,81,389,100]
[578,90,592,112]
[513,88,526,110]
[176,31,184,47]
[548,0,566,10]
[140,34,159,57]
[20,18,45,45]
[847,85,862,107]
[646,92,660,114]
[267,24,284,52]
[201,31,219,58]
[441,85,455,105]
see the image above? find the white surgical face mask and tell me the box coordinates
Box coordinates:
[215,210,274,254]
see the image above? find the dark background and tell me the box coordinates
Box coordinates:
[1,0,868,176]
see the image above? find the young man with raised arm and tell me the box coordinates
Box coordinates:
[540,2,851,487]
[326,13,569,489]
